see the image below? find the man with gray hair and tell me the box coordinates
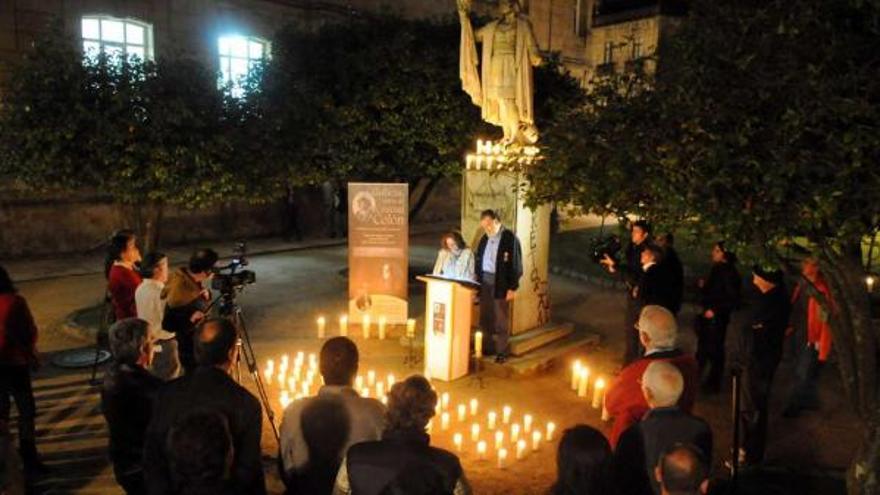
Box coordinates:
[614,362,712,495]
[101,318,163,495]
[656,444,710,495]
[605,305,699,446]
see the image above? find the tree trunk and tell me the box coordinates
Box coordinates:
[142,200,164,253]
[409,176,441,223]
[819,249,880,495]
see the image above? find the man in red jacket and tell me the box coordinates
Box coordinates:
[605,305,699,447]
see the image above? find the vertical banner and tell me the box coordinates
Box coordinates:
[348,183,409,324]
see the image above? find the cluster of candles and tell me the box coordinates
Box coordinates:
[569,359,608,411]
[263,351,558,470]
[464,139,541,171]
[264,353,397,409]
[316,315,417,340]
[433,394,556,469]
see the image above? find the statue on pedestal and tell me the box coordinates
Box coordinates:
[458,0,543,148]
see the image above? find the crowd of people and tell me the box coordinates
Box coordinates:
[0,218,835,495]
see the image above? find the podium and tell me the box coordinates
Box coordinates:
[417,275,478,381]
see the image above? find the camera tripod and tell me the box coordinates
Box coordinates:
[215,290,280,443]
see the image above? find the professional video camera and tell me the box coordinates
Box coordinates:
[590,234,622,264]
[211,241,256,294]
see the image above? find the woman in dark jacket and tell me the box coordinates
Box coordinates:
[0,265,45,474]
[696,242,742,393]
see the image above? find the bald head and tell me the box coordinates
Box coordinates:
[639,305,678,351]
[642,361,684,408]
[656,444,708,495]
[195,318,238,369]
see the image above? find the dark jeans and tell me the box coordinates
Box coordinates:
[623,297,643,365]
[0,365,38,463]
[479,273,511,356]
[695,313,731,390]
[786,345,821,412]
[740,360,778,464]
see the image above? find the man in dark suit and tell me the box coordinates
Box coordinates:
[474,209,523,363]
[614,361,712,495]
[656,233,684,315]
[143,318,266,495]
[637,243,678,314]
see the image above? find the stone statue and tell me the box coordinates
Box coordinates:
[458,0,543,147]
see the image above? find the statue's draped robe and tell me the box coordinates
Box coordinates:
[460,16,541,128]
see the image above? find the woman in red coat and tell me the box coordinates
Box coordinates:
[106,230,143,321]
[0,265,45,474]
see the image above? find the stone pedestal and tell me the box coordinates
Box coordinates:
[461,141,562,345]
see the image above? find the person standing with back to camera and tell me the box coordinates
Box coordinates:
[474,209,523,364]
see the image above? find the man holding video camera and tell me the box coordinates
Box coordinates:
[162,249,218,375]
[600,220,652,365]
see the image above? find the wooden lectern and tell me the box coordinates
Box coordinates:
[417,275,478,381]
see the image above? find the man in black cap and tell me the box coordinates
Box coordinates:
[732,266,791,466]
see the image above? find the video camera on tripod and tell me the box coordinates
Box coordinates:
[211,242,256,295]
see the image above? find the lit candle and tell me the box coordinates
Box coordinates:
[495,430,505,450]
[317,316,326,338]
[263,367,273,384]
[301,382,309,397]
[387,373,396,387]
[287,376,297,391]
[469,398,479,416]
[381,395,388,405]
[511,423,521,442]
[277,371,286,386]
[280,390,291,409]
[516,439,527,460]
[502,405,512,424]
[441,412,450,430]
[406,319,416,339]
[281,354,289,368]
[471,423,480,441]
[477,440,487,460]
[457,404,467,422]
[474,331,483,359]
[361,387,370,398]
[571,360,581,391]
[367,370,376,387]
[308,353,317,370]
[601,406,610,422]
[378,316,387,340]
[868,276,876,293]
[339,315,348,336]
[453,433,463,452]
[375,381,385,398]
[498,448,508,468]
[523,414,533,433]
[355,375,364,390]
[532,430,542,451]
[362,315,371,339]
[577,368,589,398]
[546,422,556,442]
[592,378,606,409]
[441,392,450,410]
[487,411,497,430]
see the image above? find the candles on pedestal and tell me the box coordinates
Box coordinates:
[339,315,348,337]
[592,378,606,409]
[474,331,483,359]
[317,316,326,339]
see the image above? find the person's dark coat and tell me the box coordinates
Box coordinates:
[343,429,465,495]
[618,240,649,291]
[143,367,266,495]
[614,407,713,495]
[659,246,684,314]
[474,228,523,299]
[733,283,791,374]
[700,262,742,317]
[637,263,678,313]
[100,363,163,483]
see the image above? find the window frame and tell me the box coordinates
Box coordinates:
[217,34,271,96]
[80,15,155,62]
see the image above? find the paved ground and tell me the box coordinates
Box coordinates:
[5,232,856,494]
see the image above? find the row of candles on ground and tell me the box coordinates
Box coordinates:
[263,351,557,469]
[432,394,556,468]
[570,359,607,410]
[315,315,417,340]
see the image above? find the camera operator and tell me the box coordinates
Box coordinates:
[600,220,652,365]
[162,249,218,375]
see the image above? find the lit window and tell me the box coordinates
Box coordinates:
[218,35,270,96]
[81,15,153,61]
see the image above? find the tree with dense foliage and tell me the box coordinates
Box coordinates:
[527,1,880,492]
